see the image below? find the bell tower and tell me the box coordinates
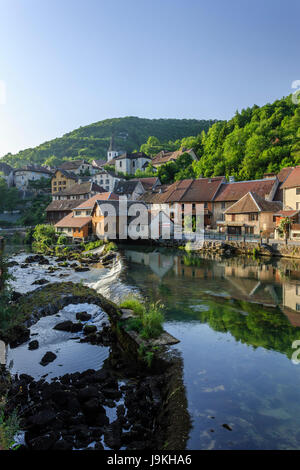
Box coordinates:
[107,135,119,161]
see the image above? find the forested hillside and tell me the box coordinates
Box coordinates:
[138,95,300,184]
[1,116,216,168]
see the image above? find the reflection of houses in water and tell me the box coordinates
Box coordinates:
[282,282,300,327]
[125,250,174,279]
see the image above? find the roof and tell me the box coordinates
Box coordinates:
[282,167,300,189]
[115,152,150,161]
[274,209,299,217]
[55,212,91,228]
[54,181,105,196]
[0,162,13,176]
[152,148,196,166]
[273,167,294,201]
[59,160,90,171]
[54,168,78,180]
[95,199,148,216]
[131,177,160,190]
[74,192,119,209]
[214,178,277,202]
[14,165,52,175]
[114,180,142,195]
[92,159,107,168]
[46,200,80,212]
[225,192,282,214]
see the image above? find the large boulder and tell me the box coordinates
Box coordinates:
[40,351,57,366]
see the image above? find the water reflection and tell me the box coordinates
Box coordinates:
[121,246,300,449]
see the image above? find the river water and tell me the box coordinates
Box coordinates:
[5,244,300,449]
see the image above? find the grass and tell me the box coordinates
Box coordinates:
[0,402,20,450]
[103,241,118,254]
[120,295,164,340]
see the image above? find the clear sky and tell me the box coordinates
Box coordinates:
[0,0,299,157]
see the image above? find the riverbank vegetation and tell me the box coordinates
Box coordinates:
[120,296,164,340]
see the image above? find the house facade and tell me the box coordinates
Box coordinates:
[114,180,145,200]
[151,148,198,168]
[221,192,282,236]
[91,170,125,192]
[58,160,94,176]
[51,169,78,194]
[13,166,52,189]
[114,152,152,175]
[52,181,105,201]
[282,167,300,210]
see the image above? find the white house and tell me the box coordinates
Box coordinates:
[114,152,152,176]
[13,166,52,189]
[91,169,125,192]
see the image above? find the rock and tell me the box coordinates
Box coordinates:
[20,264,29,268]
[32,278,50,286]
[7,261,19,267]
[25,255,49,264]
[27,432,57,450]
[53,321,83,333]
[76,311,92,322]
[28,340,39,350]
[40,351,57,366]
[52,439,73,450]
[74,267,90,272]
[83,324,97,335]
[28,409,56,428]
[10,291,23,301]
[222,423,232,431]
[78,385,100,402]
[9,325,30,348]
[71,323,83,333]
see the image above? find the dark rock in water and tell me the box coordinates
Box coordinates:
[75,267,90,272]
[28,340,39,350]
[32,278,49,286]
[53,320,74,332]
[28,409,56,428]
[76,311,92,322]
[25,255,49,264]
[78,385,99,402]
[83,324,97,335]
[40,351,57,366]
[20,264,29,268]
[52,438,73,450]
[7,261,19,267]
[53,321,82,333]
[104,419,122,449]
[27,432,57,450]
[222,423,232,431]
[10,291,23,301]
[101,252,116,264]
[9,325,31,348]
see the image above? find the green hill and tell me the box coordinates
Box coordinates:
[1,116,217,168]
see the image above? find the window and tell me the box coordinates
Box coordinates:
[204,202,208,208]
[249,213,258,221]
[297,202,300,210]
[132,161,135,168]
[181,204,184,211]
[192,203,196,210]
[221,202,226,209]
[296,188,300,195]
[296,303,300,312]
[232,214,235,221]
[119,161,122,167]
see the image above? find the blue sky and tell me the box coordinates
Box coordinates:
[0,0,299,157]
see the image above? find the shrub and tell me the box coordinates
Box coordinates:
[103,241,118,253]
[120,295,145,317]
[57,235,68,245]
[83,239,104,251]
[120,296,164,339]
[0,405,20,450]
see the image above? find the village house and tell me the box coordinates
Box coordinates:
[91,169,125,192]
[212,176,279,226]
[13,165,52,189]
[140,177,226,228]
[114,152,152,175]
[281,166,300,210]
[54,192,118,241]
[151,148,198,169]
[51,169,79,194]
[131,177,161,191]
[46,199,82,225]
[58,159,94,176]
[114,180,146,200]
[220,191,282,237]
[52,181,105,201]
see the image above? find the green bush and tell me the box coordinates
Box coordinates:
[120,296,164,339]
[83,239,104,251]
[103,241,118,253]
[120,295,145,317]
[0,405,20,450]
[57,235,68,245]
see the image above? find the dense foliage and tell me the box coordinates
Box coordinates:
[1,117,216,168]
[0,179,20,212]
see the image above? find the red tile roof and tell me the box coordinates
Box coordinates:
[225,192,282,214]
[214,178,277,202]
[152,148,196,166]
[74,192,119,209]
[55,213,91,228]
[282,167,300,189]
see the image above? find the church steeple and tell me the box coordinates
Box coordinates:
[107,135,119,161]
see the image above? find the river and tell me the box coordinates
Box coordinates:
[4,244,300,450]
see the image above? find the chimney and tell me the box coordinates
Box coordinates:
[229,176,235,183]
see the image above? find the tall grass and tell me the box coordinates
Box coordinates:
[120,295,164,339]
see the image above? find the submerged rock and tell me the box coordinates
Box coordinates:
[76,311,92,322]
[28,340,39,350]
[83,324,97,335]
[74,267,90,272]
[53,321,83,333]
[40,351,57,366]
[32,278,49,286]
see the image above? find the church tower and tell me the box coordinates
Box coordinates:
[107,135,119,161]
